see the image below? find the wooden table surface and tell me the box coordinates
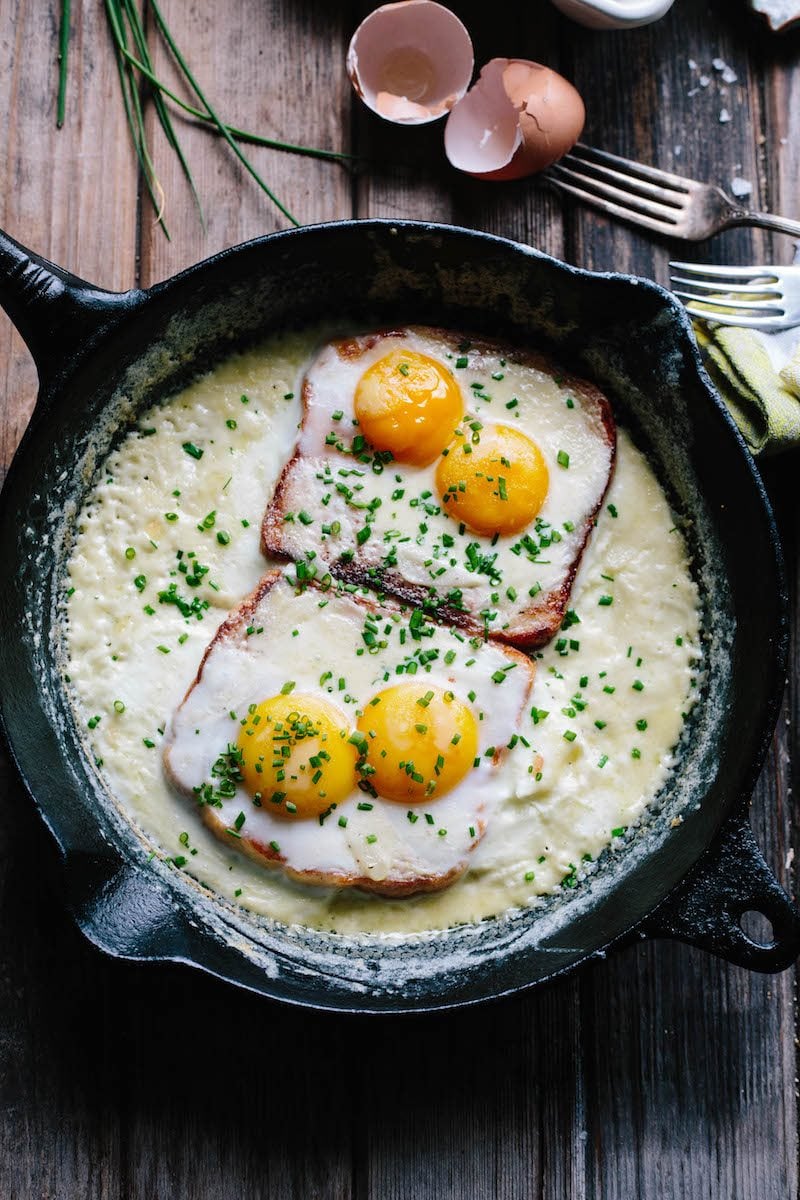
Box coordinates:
[1,2,799,1197]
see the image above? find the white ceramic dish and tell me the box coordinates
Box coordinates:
[550,0,676,29]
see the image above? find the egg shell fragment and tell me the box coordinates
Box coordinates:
[347,1,474,125]
[445,58,586,180]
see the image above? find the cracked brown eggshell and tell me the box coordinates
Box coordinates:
[445,58,585,180]
[347,1,474,125]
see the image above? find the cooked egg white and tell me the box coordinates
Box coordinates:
[64,328,701,936]
[164,576,534,893]
[269,328,614,643]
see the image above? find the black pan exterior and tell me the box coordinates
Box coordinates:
[0,220,795,1013]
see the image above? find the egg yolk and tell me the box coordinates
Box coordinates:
[353,348,464,466]
[435,423,549,536]
[356,684,478,803]
[236,694,357,819]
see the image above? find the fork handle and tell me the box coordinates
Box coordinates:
[727,209,800,239]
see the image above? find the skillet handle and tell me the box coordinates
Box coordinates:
[640,815,800,972]
[0,226,144,389]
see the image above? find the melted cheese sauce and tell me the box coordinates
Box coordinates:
[65,330,701,936]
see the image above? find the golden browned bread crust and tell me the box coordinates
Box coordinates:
[199,804,470,897]
[262,328,616,649]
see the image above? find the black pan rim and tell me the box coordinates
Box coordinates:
[0,218,793,1011]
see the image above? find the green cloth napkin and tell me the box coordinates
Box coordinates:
[693,318,800,456]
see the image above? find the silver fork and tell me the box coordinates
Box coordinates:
[669,262,800,331]
[548,143,800,242]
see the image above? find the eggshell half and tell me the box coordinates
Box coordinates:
[347,1,474,125]
[445,58,585,180]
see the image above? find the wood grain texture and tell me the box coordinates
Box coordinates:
[0,2,798,1198]
[0,2,138,1198]
[0,0,139,481]
[140,0,354,286]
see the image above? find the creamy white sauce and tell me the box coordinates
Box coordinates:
[65,330,701,935]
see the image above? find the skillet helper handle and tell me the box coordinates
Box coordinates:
[63,850,189,961]
[642,815,800,971]
[0,226,144,388]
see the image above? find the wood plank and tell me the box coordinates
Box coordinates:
[762,8,800,255]
[0,2,140,1197]
[569,5,797,1196]
[119,967,355,1200]
[139,0,355,286]
[567,0,772,283]
[121,5,358,1199]
[356,984,586,1200]
[354,9,586,1200]
[0,0,140,480]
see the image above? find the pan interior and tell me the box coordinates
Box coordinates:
[2,225,777,1009]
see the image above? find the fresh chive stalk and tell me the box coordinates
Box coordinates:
[57,0,71,128]
[78,2,356,235]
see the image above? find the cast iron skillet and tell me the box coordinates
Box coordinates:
[0,219,797,1014]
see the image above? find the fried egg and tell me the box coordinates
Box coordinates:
[163,571,536,896]
[263,327,615,649]
[65,328,702,935]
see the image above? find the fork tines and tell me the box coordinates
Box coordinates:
[548,143,693,235]
[670,262,781,283]
[669,260,791,331]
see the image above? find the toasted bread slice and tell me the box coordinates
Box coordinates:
[163,570,536,897]
[263,327,615,649]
